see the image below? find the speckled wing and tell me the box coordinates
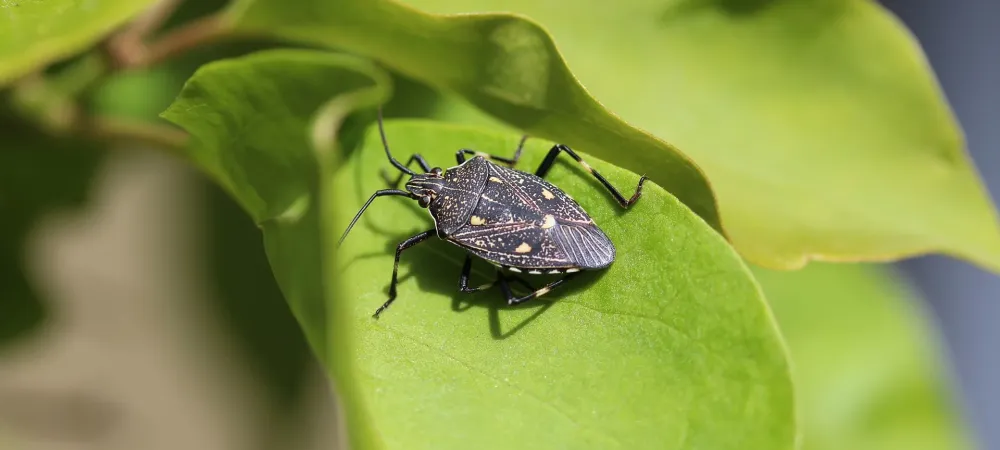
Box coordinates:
[444,160,615,270]
[487,163,591,224]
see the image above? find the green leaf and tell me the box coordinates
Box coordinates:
[755,263,973,450]
[334,121,795,449]
[224,0,724,236]
[0,102,105,349]
[162,49,795,449]
[0,0,158,85]
[229,0,1000,273]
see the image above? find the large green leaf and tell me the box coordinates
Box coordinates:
[0,0,157,85]
[226,0,1000,273]
[224,0,724,236]
[755,263,972,450]
[162,49,794,450]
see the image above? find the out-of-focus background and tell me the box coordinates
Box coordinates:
[883,1,1000,448]
[0,1,997,449]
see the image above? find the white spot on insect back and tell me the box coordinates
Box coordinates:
[541,189,555,199]
[508,267,521,273]
[528,270,542,275]
[515,242,532,253]
[489,176,502,182]
[470,215,485,225]
[566,268,580,273]
[548,270,561,274]
[540,215,556,229]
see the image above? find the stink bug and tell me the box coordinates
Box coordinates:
[339,108,648,318]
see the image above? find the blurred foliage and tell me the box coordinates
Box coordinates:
[0,102,106,350]
[0,0,157,85]
[757,263,972,450]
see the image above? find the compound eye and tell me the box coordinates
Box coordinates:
[430,167,443,177]
[418,195,432,208]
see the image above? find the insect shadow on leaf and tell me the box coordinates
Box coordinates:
[375,234,604,339]
[338,106,647,320]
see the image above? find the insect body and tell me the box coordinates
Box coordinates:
[340,109,648,318]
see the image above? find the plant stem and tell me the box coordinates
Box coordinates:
[123,0,185,40]
[106,11,231,70]
[81,116,189,150]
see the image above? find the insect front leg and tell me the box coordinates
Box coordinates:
[455,135,528,167]
[496,271,579,306]
[382,154,433,188]
[535,144,648,208]
[374,229,437,318]
[458,256,536,293]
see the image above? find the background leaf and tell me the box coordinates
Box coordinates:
[0,0,157,85]
[223,0,725,235]
[755,263,973,450]
[163,50,795,450]
[399,0,1000,272]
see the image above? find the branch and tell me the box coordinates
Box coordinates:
[80,116,190,150]
[123,0,184,40]
[106,12,231,70]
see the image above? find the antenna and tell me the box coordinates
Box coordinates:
[338,189,413,246]
[378,106,415,176]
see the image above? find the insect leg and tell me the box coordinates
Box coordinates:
[535,144,648,208]
[382,153,432,187]
[458,256,534,293]
[374,229,437,319]
[497,272,579,306]
[455,135,528,167]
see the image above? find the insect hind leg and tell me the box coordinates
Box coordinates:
[497,271,578,306]
[459,256,534,293]
[455,135,529,166]
[536,144,648,209]
[382,153,432,188]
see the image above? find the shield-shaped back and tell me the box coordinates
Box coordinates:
[430,157,489,235]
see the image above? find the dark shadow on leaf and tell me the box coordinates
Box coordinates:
[660,0,778,24]
[357,230,603,339]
